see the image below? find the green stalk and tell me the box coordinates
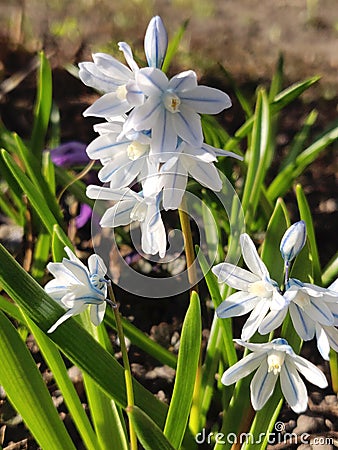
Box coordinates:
[107,282,137,450]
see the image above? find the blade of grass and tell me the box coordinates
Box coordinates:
[0,310,76,450]
[164,291,201,448]
[162,19,189,73]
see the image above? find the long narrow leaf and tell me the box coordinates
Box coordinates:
[0,243,167,426]
[0,310,76,450]
[162,19,189,73]
[164,291,201,448]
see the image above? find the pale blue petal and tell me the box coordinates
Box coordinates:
[240,233,269,278]
[241,300,271,341]
[280,221,306,262]
[151,108,178,159]
[321,325,338,353]
[316,324,331,360]
[125,97,162,132]
[90,302,107,326]
[291,353,328,388]
[46,262,79,285]
[135,67,168,96]
[180,85,232,114]
[92,52,133,81]
[168,70,198,91]
[144,16,168,69]
[86,185,140,201]
[78,62,122,92]
[183,145,217,163]
[216,292,260,318]
[289,302,315,340]
[280,358,308,413]
[141,207,167,258]
[100,201,136,227]
[88,254,107,278]
[173,104,203,148]
[107,158,145,189]
[307,299,334,325]
[221,351,265,385]
[212,263,259,288]
[83,92,131,118]
[187,160,222,191]
[250,359,278,411]
[125,80,144,106]
[47,303,87,333]
[87,136,129,161]
[259,307,288,335]
[161,161,188,210]
[62,259,91,286]
[118,42,139,73]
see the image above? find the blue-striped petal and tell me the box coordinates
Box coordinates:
[144,16,168,69]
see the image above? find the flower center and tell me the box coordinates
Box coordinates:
[116,84,128,101]
[127,141,149,160]
[293,290,310,310]
[267,351,285,375]
[163,92,181,113]
[90,273,106,291]
[247,280,273,298]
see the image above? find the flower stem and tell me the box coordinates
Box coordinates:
[107,281,137,450]
[178,198,198,292]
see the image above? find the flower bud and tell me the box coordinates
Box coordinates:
[144,16,168,69]
[280,221,306,263]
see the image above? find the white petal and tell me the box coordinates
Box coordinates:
[86,185,139,201]
[307,299,334,326]
[280,221,306,262]
[241,300,271,341]
[212,263,259,288]
[118,42,139,73]
[321,325,338,352]
[161,161,188,210]
[216,291,260,318]
[62,259,91,286]
[151,108,178,158]
[90,302,107,326]
[187,160,222,191]
[271,289,288,310]
[135,67,168,96]
[180,85,232,114]
[144,16,168,69]
[221,351,265,385]
[240,234,269,278]
[99,156,143,187]
[86,134,128,160]
[280,358,308,413]
[125,97,162,132]
[46,262,79,285]
[92,52,133,81]
[47,303,87,333]
[141,206,167,257]
[259,308,288,335]
[100,201,135,227]
[78,62,122,92]
[315,324,331,360]
[168,70,198,92]
[173,105,203,148]
[289,302,315,340]
[183,145,217,163]
[88,254,107,277]
[83,92,131,118]
[291,353,328,388]
[125,79,144,106]
[203,143,243,161]
[235,339,274,353]
[250,359,278,411]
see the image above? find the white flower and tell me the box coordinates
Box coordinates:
[280,221,306,263]
[144,16,168,69]
[45,247,108,333]
[259,278,338,359]
[212,233,285,341]
[123,68,232,161]
[160,141,242,210]
[86,119,151,189]
[86,185,166,258]
[221,338,328,413]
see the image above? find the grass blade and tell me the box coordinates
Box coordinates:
[0,310,76,450]
[162,19,189,73]
[164,291,201,448]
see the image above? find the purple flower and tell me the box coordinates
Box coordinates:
[50,141,89,167]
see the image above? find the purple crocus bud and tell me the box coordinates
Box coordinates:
[280,221,306,263]
[75,203,93,229]
[50,141,89,167]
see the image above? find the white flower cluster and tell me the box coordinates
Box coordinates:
[213,222,338,413]
[80,16,241,258]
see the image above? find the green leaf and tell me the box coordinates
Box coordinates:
[295,184,321,284]
[267,122,338,200]
[0,243,167,426]
[268,53,284,102]
[261,198,290,286]
[0,310,76,450]
[128,406,175,450]
[219,64,253,118]
[30,51,52,159]
[162,19,189,73]
[241,89,270,223]
[322,252,338,286]
[31,232,51,280]
[164,291,201,448]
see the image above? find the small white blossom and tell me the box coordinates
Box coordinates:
[87,185,166,258]
[221,338,328,413]
[280,221,306,263]
[45,247,107,333]
[212,233,285,341]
